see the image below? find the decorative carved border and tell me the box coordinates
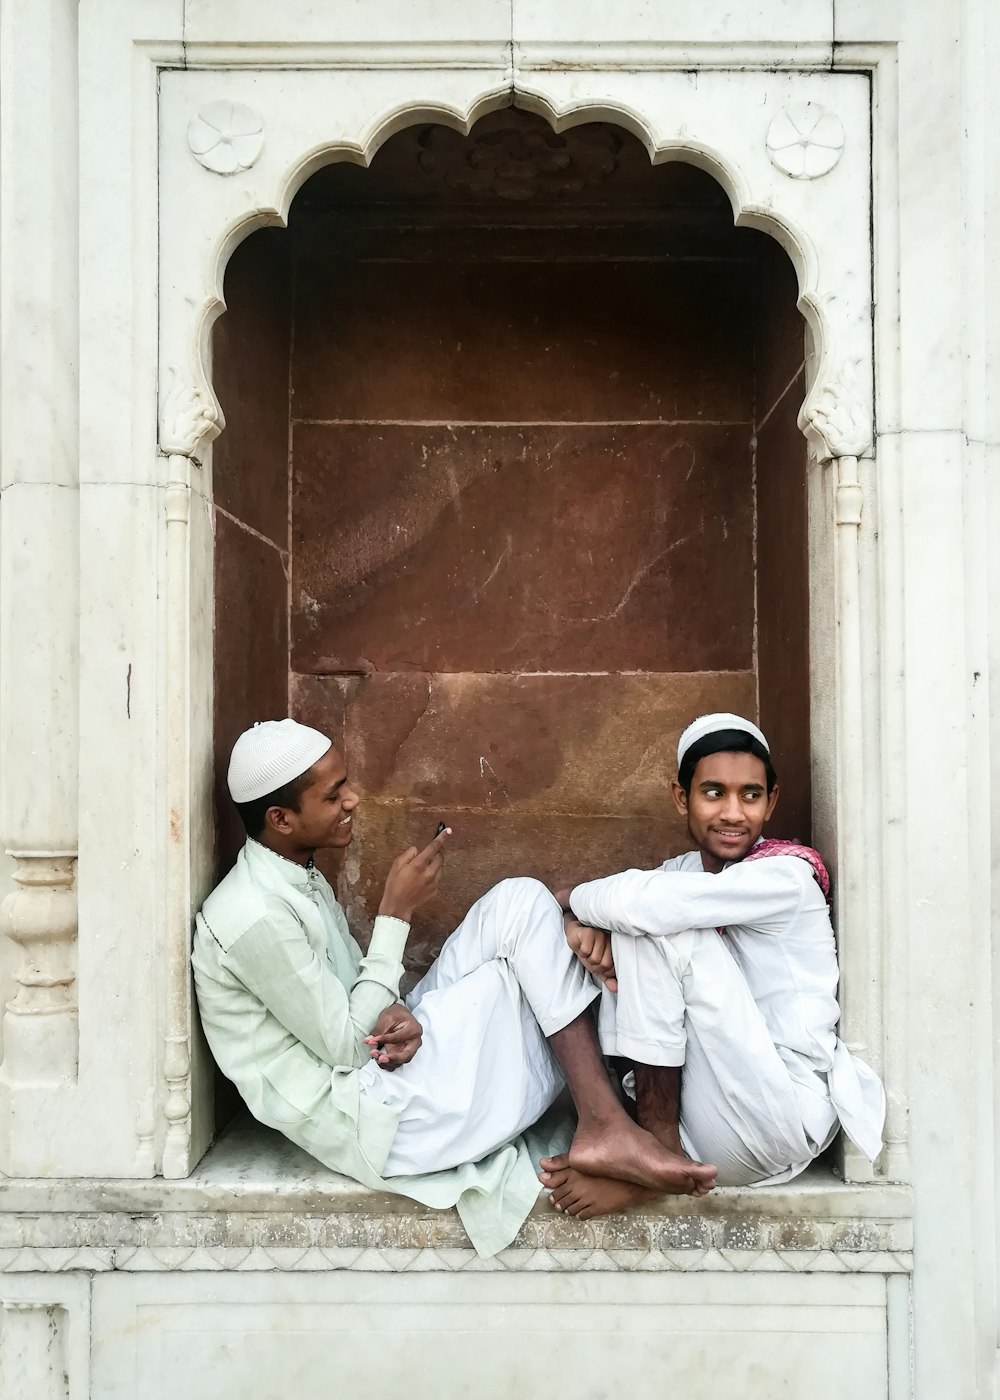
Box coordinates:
[0,1209,913,1274]
[0,1244,913,1275]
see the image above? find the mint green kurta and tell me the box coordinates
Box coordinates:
[192,840,558,1255]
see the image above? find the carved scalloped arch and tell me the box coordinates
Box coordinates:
[514,91,827,400]
[193,93,512,430]
[192,91,829,443]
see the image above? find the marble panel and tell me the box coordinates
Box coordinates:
[213,513,289,874]
[0,482,79,849]
[0,1273,90,1400]
[290,669,757,815]
[511,0,835,46]
[90,1272,889,1400]
[212,228,292,546]
[292,258,754,424]
[181,0,512,46]
[290,423,754,674]
[890,7,964,430]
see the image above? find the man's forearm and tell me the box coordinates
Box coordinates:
[350,914,411,1029]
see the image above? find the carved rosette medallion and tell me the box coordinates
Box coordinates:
[187,101,264,175]
[766,102,844,180]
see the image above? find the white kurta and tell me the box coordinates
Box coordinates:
[570,850,886,1186]
[358,876,598,1175]
[193,843,595,1255]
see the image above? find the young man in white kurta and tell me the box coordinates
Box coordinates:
[193,721,717,1257]
[541,712,885,1217]
[572,850,883,1185]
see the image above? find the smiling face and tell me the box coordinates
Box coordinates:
[671,750,779,873]
[265,745,359,858]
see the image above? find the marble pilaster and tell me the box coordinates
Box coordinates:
[0,0,81,1172]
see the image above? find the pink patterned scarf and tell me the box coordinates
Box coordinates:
[717,838,831,933]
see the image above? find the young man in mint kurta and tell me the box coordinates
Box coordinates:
[192,721,716,1257]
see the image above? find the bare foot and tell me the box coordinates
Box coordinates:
[541,1118,717,1197]
[540,1164,658,1220]
[642,1120,685,1155]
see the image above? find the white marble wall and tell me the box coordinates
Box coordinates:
[0,855,16,1061]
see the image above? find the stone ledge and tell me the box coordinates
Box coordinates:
[0,1117,912,1275]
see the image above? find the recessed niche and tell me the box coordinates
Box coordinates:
[212,108,809,971]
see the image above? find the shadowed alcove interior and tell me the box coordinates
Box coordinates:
[211,108,809,995]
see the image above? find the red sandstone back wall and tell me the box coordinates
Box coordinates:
[212,117,809,975]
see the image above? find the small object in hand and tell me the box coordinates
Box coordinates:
[435,821,448,837]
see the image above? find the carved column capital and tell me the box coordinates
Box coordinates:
[801,361,874,463]
[159,369,222,460]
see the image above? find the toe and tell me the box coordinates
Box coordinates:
[540,1153,570,1172]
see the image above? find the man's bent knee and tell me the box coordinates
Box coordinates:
[490,875,558,906]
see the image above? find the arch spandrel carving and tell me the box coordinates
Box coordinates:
[166,72,864,464]
[160,80,515,450]
[159,67,869,441]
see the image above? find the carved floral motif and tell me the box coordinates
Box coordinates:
[766,102,844,180]
[187,100,264,175]
[801,360,873,461]
[159,369,220,458]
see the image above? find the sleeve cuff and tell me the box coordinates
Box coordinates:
[364,914,410,969]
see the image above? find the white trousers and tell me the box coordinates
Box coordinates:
[357,877,599,1177]
[600,928,838,1185]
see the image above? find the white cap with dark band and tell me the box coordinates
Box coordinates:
[676,712,769,771]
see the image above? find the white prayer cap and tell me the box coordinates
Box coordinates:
[676,712,769,770]
[227,720,332,803]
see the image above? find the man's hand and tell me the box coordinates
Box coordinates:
[364,1004,423,1070]
[551,885,575,911]
[379,828,450,922]
[564,915,617,992]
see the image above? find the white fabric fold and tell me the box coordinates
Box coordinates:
[828,1040,887,1162]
